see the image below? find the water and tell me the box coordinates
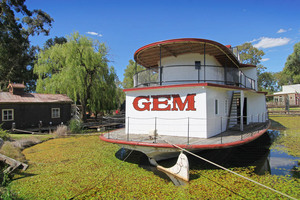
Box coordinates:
[115,130,300,184]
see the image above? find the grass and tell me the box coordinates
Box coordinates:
[269,114,300,158]
[9,126,300,199]
[9,134,53,142]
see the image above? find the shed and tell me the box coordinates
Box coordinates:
[0,83,73,130]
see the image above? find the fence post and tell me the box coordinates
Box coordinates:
[187,117,190,145]
[127,117,129,141]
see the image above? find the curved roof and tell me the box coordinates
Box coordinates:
[134,38,240,68]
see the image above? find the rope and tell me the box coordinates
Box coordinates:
[68,148,134,200]
[162,139,297,200]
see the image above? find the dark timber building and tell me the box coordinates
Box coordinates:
[0,83,72,130]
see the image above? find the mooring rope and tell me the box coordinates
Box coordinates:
[163,139,297,200]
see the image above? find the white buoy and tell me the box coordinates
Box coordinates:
[157,152,189,182]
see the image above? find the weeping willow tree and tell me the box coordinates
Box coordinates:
[34,32,119,122]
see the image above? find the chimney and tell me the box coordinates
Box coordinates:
[7,83,26,95]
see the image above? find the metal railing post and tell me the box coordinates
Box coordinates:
[127,117,129,141]
[154,117,157,143]
[220,116,223,144]
[187,117,190,145]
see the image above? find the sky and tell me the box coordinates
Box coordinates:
[26,0,300,81]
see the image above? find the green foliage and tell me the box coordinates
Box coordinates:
[0,169,11,187]
[238,43,265,66]
[237,42,279,92]
[68,119,83,134]
[43,36,67,50]
[0,126,10,141]
[278,42,300,85]
[34,32,120,121]
[9,132,300,199]
[0,0,53,90]
[258,71,280,93]
[122,59,145,89]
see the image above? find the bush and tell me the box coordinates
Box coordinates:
[68,119,82,134]
[0,142,26,162]
[0,126,10,141]
[52,125,68,138]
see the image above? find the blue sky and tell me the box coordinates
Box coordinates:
[27,0,300,81]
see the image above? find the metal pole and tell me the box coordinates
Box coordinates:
[204,43,206,82]
[155,117,157,143]
[135,62,138,87]
[127,117,129,141]
[220,116,223,144]
[187,117,190,145]
[159,45,162,85]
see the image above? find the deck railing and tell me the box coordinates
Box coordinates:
[133,64,256,90]
[121,112,269,145]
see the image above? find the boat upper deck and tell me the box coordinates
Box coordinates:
[101,121,270,149]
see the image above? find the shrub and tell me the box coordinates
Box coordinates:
[0,126,10,141]
[52,125,68,138]
[0,142,26,162]
[68,119,82,134]
[11,137,41,150]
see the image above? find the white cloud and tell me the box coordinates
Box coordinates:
[86,31,103,37]
[277,28,287,33]
[261,58,270,62]
[277,28,292,33]
[253,37,291,48]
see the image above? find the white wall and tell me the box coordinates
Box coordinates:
[240,67,258,90]
[206,88,231,137]
[159,53,222,85]
[245,91,268,123]
[125,86,208,138]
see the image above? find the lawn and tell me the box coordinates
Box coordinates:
[8,116,300,199]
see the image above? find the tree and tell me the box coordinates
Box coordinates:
[34,33,118,122]
[0,0,53,90]
[278,42,300,85]
[237,42,276,92]
[43,36,67,49]
[238,42,265,73]
[257,72,279,92]
[122,59,145,89]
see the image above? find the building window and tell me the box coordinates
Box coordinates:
[52,108,60,118]
[215,99,219,115]
[2,109,14,121]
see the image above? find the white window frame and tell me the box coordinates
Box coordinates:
[51,108,60,118]
[2,109,14,121]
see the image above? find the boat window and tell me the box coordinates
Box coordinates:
[215,99,219,115]
[195,61,201,69]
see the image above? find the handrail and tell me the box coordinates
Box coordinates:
[124,112,269,144]
[133,64,256,90]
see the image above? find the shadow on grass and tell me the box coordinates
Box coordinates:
[12,171,37,181]
[269,118,286,130]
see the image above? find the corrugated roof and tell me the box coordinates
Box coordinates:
[0,92,73,103]
[133,38,241,69]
